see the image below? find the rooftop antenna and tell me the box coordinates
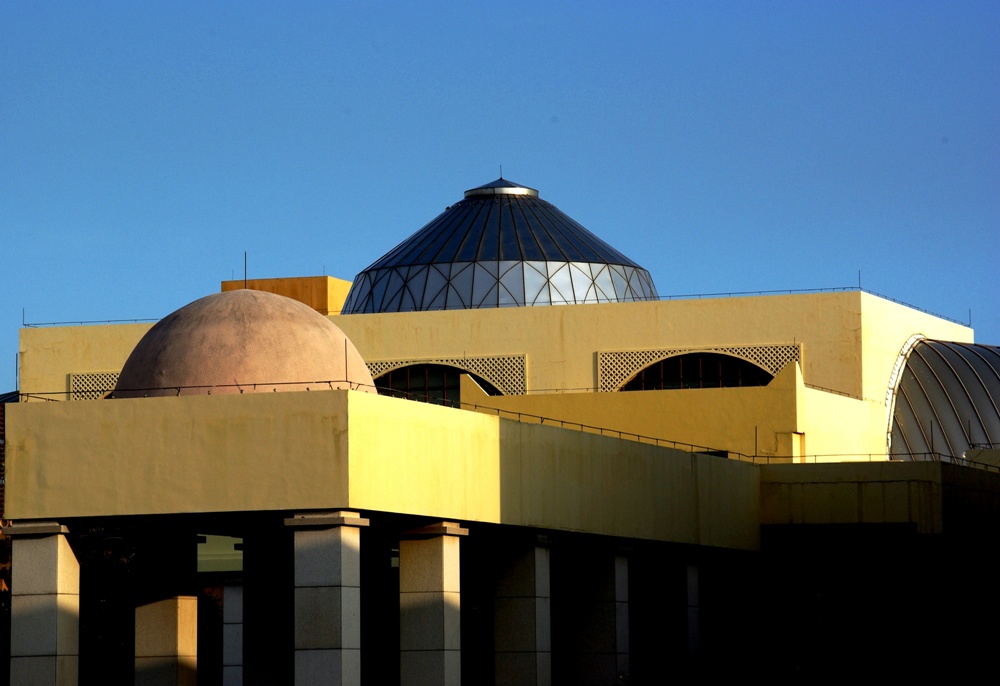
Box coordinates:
[500,164,503,179]
[244,252,248,289]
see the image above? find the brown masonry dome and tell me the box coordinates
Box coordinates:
[113,289,375,398]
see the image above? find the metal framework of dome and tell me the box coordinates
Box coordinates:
[342,178,659,313]
[890,340,1000,460]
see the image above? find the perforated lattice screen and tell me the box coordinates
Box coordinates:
[598,344,800,392]
[368,355,526,396]
[70,372,120,401]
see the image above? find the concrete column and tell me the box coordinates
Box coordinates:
[135,596,198,686]
[686,563,700,655]
[399,521,468,686]
[222,582,243,686]
[285,511,370,686]
[614,554,629,679]
[494,542,551,686]
[7,521,79,686]
[554,547,629,685]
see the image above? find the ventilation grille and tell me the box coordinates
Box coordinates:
[367,355,526,396]
[69,372,120,401]
[598,344,800,392]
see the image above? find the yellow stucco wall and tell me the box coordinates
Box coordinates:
[19,291,970,404]
[5,391,352,517]
[760,462,948,533]
[221,276,353,315]
[14,289,973,464]
[19,323,152,401]
[332,291,971,397]
[497,420,760,549]
[5,390,761,550]
[459,363,802,459]
[345,390,502,522]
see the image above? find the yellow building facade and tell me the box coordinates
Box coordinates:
[3,178,1000,684]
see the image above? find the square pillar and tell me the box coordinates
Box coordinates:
[399,522,468,686]
[135,596,198,686]
[222,583,243,686]
[494,541,551,686]
[687,563,700,655]
[614,555,629,679]
[285,511,369,686]
[553,547,629,685]
[7,521,80,686]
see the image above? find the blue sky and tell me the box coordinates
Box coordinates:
[2,1,997,392]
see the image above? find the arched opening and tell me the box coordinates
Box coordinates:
[374,363,503,407]
[620,352,773,391]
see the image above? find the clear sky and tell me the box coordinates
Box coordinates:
[2,1,997,392]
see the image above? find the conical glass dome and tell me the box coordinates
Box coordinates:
[342,178,659,313]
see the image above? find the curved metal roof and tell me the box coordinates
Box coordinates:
[342,178,659,313]
[890,340,1000,460]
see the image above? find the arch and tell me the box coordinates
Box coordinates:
[374,363,503,407]
[619,352,774,391]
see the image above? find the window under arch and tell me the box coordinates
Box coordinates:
[374,363,503,407]
[620,352,773,391]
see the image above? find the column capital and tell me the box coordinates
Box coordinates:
[403,521,468,538]
[284,511,370,529]
[2,520,69,537]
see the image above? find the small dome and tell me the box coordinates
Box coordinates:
[114,290,375,398]
[342,178,659,313]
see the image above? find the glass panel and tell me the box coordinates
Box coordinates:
[503,202,527,260]
[426,285,447,310]
[490,197,515,262]
[404,266,429,309]
[456,200,492,261]
[472,263,498,307]
[449,262,474,308]
[398,285,416,312]
[476,198,501,260]
[382,269,407,311]
[343,274,370,313]
[548,262,573,304]
[499,262,524,306]
[422,266,449,305]
[369,270,392,312]
[523,262,549,306]
[445,284,466,310]
[609,265,628,300]
[570,263,595,303]
[593,265,615,302]
[477,283,499,309]
[431,206,477,262]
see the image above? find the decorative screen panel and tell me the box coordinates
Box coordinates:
[367,355,526,396]
[69,371,120,401]
[598,345,800,392]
